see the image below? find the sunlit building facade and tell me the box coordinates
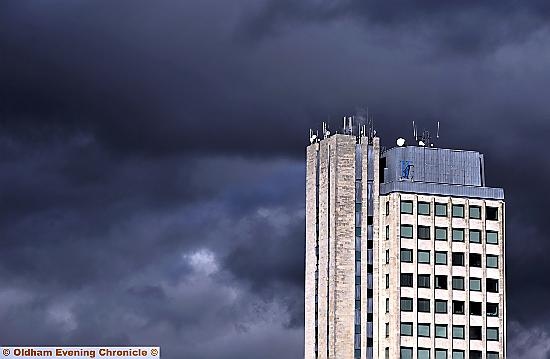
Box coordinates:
[305,125,505,359]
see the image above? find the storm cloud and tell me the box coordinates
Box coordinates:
[1,0,550,358]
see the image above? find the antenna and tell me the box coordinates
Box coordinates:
[436,121,440,139]
[412,121,418,141]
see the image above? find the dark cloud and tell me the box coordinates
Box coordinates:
[1,0,550,358]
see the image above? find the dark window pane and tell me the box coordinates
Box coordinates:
[469,326,482,340]
[418,298,430,313]
[469,253,482,267]
[400,273,413,287]
[486,207,498,220]
[487,303,499,317]
[452,252,464,266]
[470,301,482,316]
[418,274,431,288]
[418,225,430,240]
[487,279,499,293]
[435,275,447,290]
[452,301,464,315]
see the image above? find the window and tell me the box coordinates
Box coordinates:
[435,324,447,338]
[452,300,465,315]
[487,231,498,244]
[486,206,498,220]
[487,278,499,293]
[401,200,413,214]
[469,205,481,219]
[385,226,389,240]
[470,351,482,359]
[418,202,430,215]
[386,250,389,264]
[418,323,430,337]
[487,327,499,341]
[435,275,447,290]
[418,348,430,359]
[487,303,499,317]
[452,350,464,359]
[401,273,413,287]
[470,301,482,316]
[435,227,447,241]
[452,276,464,290]
[470,326,482,340]
[385,274,389,289]
[401,322,413,336]
[487,255,499,268]
[385,348,389,359]
[355,227,361,237]
[385,323,389,337]
[452,325,465,339]
[418,274,431,288]
[401,224,413,238]
[435,300,447,313]
[386,201,390,216]
[355,285,361,300]
[435,349,447,359]
[469,229,481,243]
[435,251,447,265]
[401,297,413,312]
[418,250,430,264]
[487,352,499,359]
[401,347,413,359]
[418,225,430,240]
[418,298,430,313]
[470,253,482,267]
[452,252,464,266]
[452,228,464,242]
[452,204,464,218]
[470,278,481,291]
[400,249,413,262]
[435,203,447,216]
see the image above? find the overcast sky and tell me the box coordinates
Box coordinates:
[1,1,550,358]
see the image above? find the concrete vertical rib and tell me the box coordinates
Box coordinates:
[305,143,319,359]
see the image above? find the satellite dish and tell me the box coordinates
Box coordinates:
[310,134,317,144]
[396,138,406,147]
[418,140,426,146]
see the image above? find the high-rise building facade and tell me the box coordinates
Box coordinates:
[305,125,505,359]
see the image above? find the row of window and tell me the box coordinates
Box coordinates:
[399,273,500,295]
[400,298,499,316]
[402,296,498,316]
[398,322,499,340]
[387,273,499,293]
[397,347,499,359]
[397,249,499,268]
[399,201,499,221]
[398,225,499,244]
[385,297,497,316]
